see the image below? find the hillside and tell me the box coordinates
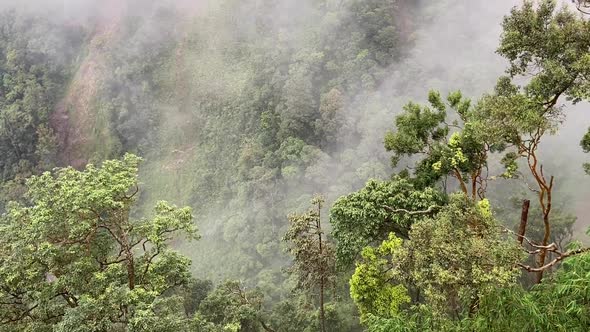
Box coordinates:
[1,0,590,331]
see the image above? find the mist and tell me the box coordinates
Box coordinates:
[2,0,589,281]
[1,0,590,330]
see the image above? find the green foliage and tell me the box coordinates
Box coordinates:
[198,281,269,332]
[385,90,494,196]
[498,0,590,103]
[0,11,83,183]
[0,154,198,330]
[384,90,449,166]
[330,177,445,266]
[351,195,523,331]
[495,0,590,176]
[284,196,336,291]
[0,1,589,331]
[397,195,522,317]
[122,0,415,288]
[462,251,590,331]
[315,88,346,149]
[582,128,590,153]
[284,196,336,332]
[182,279,214,316]
[349,234,409,322]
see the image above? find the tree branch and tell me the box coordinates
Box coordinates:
[382,205,440,216]
[518,247,590,272]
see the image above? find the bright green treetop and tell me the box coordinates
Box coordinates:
[349,233,409,322]
[385,90,498,198]
[397,195,522,317]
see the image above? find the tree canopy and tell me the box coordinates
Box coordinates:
[0,154,198,331]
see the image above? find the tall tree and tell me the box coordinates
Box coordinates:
[484,0,590,282]
[384,0,590,283]
[384,90,492,198]
[283,196,336,332]
[197,280,275,332]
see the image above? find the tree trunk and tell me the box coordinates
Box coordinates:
[319,279,326,332]
[453,169,468,196]
[517,199,530,245]
[535,176,553,284]
[126,248,135,290]
[317,200,326,332]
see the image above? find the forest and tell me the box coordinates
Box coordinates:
[0,0,589,331]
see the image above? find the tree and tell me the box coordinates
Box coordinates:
[383,0,590,283]
[348,195,522,331]
[314,88,346,150]
[197,280,275,332]
[0,11,80,183]
[461,248,590,331]
[349,234,409,322]
[330,177,445,266]
[0,154,198,331]
[384,90,492,198]
[397,195,522,317]
[479,0,590,282]
[283,196,336,332]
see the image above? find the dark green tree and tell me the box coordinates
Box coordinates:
[330,177,445,266]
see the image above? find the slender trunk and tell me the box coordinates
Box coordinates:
[453,169,468,196]
[536,190,552,283]
[517,200,530,245]
[526,147,553,284]
[120,226,135,290]
[471,175,477,201]
[259,319,276,332]
[317,200,326,332]
[126,248,135,290]
[319,279,326,332]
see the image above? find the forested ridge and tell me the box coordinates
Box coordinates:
[0,0,590,331]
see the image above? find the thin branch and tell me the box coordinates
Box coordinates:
[125,185,139,199]
[142,245,161,278]
[382,205,440,216]
[500,226,557,251]
[515,171,541,193]
[519,247,590,272]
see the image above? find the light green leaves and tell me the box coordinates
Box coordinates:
[350,233,409,322]
[0,154,198,330]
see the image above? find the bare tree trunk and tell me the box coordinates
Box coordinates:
[535,176,553,284]
[517,199,530,245]
[525,146,554,284]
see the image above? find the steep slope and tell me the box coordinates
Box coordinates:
[51,0,127,167]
